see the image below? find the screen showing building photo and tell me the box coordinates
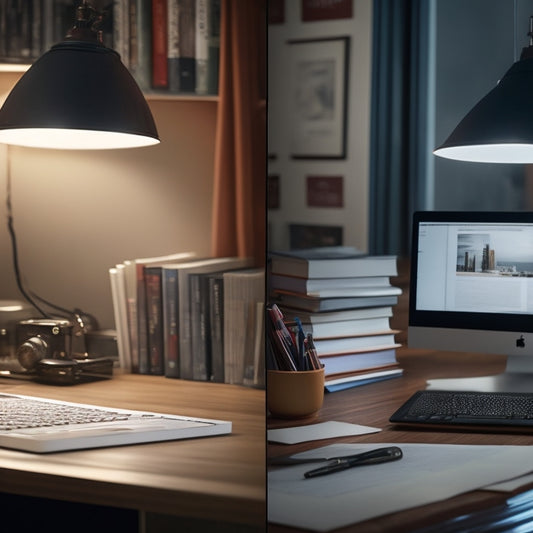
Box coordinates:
[416,222,533,314]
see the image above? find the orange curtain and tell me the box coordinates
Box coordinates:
[211,0,266,267]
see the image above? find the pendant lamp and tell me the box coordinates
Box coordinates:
[0,2,159,150]
[434,16,533,163]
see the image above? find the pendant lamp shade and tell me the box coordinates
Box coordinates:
[0,40,160,150]
[434,57,533,163]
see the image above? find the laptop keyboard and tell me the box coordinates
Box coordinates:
[0,393,231,453]
[0,394,137,431]
[390,390,533,430]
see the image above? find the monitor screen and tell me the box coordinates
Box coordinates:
[409,211,533,391]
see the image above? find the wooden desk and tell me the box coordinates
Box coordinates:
[268,348,533,532]
[0,373,265,531]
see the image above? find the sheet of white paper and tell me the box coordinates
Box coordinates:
[267,421,381,444]
[483,472,533,492]
[268,442,533,531]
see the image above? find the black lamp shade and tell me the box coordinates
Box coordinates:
[434,57,533,163]
[0,41,160,149]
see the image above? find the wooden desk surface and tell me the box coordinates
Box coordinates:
[268,347,533,532]
[0,373,265,528]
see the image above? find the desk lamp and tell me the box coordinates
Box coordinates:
[0,1,159,150]
[0,2,160,367]
[434,16,533,163]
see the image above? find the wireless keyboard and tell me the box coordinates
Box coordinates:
[390,390,533,431]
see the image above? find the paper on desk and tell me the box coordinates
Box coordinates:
[267,421,381,444]
[268,442,533,532]
[483,472,533,492]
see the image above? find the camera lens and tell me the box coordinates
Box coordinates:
[17,336,48,370]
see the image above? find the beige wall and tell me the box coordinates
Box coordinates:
[268,0,372,252]
[0,72,216,329]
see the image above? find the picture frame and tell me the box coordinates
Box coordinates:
[301,0,353,22]
[306,175,344,207]
[289,224,343,249]
[288,37,350,159]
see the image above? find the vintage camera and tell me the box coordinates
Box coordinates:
[15,318,113,384]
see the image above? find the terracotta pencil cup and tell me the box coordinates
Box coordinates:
[267,367,325,419]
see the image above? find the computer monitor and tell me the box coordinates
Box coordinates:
[409,211,533,392]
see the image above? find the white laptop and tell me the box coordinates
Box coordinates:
[0,392,231,453]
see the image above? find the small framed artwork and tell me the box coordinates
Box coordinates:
[307,175,343,207]
[268,174,280,209]
[289,224,343,249]
[301,0,353,22]
[288,37,350,159]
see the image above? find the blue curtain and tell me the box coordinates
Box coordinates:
[369,0,430,255]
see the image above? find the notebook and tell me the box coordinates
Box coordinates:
[0,392,231,453]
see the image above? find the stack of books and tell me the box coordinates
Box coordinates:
[268,246,403,392]
[109,252,265,388]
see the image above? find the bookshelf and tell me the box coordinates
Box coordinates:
[0,1,220,98]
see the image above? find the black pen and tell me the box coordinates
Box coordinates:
[303,446,403,479]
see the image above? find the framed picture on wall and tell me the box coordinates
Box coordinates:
[288,37,350,159]
[289,224,343,249]
[301,0,353,21]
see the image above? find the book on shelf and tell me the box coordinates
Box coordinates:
[112,251,196,374]
[223,268,265,386]
[152,0,168,89]
[207,0,220,94]
[271,292,399,313]
[108,264,130,371]
[208,272,225,382]
[129,0,152,91]
[269,273,392,294]
[175,256,254,380]
[195,0,209,94]
[144,266,165,375]
[269,247,398,279]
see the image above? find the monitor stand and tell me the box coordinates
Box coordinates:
[426,355,533,393]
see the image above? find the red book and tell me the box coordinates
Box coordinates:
[152,0,168,89]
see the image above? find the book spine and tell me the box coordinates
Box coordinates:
[194,0,209,94]
[209,275,224,382]
[190,274,209,380]
[109,268,127,369]
[207,0,220,94]
[42,0,54,51]
[152,0,168,89]
[31,0,42,59]
[177,0,195,92]
[136,264,150,374]
[162,268,180,377]
[145,267,164,375]
[113,0,130,68]
[131,0,152,91]
[167,0,180,92]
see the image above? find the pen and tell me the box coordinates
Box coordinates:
[303,446,403,479]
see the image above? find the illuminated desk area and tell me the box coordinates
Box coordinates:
[267,347,533,533]
[0,373,265,532]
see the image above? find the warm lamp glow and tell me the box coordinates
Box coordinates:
[0,128,160,150]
